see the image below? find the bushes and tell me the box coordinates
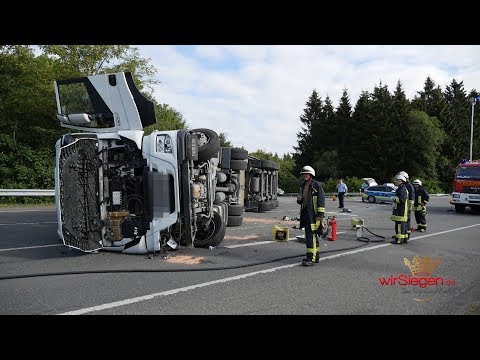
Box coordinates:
[321,176,363,194]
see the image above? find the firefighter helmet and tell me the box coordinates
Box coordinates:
[398,171,409,180]
[300,165,315,177]
[413,179,422,186]
[396,174,407,182]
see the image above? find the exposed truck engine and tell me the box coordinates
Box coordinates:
[54,71,244,254]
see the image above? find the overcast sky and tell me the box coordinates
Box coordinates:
[138,45,480,156]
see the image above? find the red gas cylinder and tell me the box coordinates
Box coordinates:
[327,216,337,241]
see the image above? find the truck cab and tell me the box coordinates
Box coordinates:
[450,159,480,213]
[54,71,238,254]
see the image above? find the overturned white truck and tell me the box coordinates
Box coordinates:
[54,71,245,254]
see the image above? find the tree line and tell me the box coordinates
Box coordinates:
[290,78,479,193]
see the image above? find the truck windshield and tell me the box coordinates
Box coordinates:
[456,167,480,179]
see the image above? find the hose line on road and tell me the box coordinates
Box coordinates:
[355,226,387,243]
[0,228,388,281]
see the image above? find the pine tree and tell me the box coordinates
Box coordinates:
[411,76,436,113]
[335,89,353,176]
[391,81,411,173]
[444,79,470,161]
[370,82,394,181]
[346,91,375,177]
[293,90,323,175]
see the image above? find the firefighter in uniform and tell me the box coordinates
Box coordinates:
[412,179,429,232]
[390,174,409,244]
[297,166,326,266]
[396,171,414,241]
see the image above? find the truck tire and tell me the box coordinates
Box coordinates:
[191,128,220,162]
[227,215,243,227]
[455,204,466,213]
[230,159,248,170]
[194,211,226,248]
[231,148,248,160]
[249,159,262,168]
[228,204,244,216]
[261,160,274,170]
[258,202,270,212]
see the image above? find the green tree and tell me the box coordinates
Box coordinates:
[405,110,444,179]
[391,80,411,173]
[344,91,375,178]
[293,90,323,177]
[144,102,187,134]
[369,82,395,180]
[0,46,62,202]
[335,89,353,175]
[218,132,233,147]
[444,79,470,161]
[411,76,436,113]
[39,45,158,96]
[319,96,336,151]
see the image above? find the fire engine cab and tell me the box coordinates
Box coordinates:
[450,159,480,213]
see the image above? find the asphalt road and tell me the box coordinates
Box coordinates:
[0,195,479,315]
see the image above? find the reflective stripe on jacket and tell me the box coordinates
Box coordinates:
[413,187,430,211]
[405,182,415,208]
[391,185,408,222]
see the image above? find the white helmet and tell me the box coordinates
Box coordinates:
[300,165,315,177]
[396,174,407,182]
[413,179,422,186]
[398,171,409,180]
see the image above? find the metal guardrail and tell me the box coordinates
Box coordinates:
[0,189,55,196]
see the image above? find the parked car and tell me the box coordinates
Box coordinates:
[362,185,397,203]
[277,188,285,196]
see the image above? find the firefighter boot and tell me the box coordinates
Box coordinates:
[302,253,315,266]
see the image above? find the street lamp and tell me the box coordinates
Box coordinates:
[469,97,475,162]
[468,96,480,162]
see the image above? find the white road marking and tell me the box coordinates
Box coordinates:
[0,209,55,213]
[224,232,347,248]
[0,244,63,252]
[0,222,57,226]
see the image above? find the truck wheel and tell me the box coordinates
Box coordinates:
[249,159,262,168]
[191,128,220,162]
[261,160,275,170]
[258,202,270,212]
[231,148,248,160]
[228,204,244,216]
[227,215,243,227]
[194,211,226,248]
[230,159,247,170]
[455,204,466,213]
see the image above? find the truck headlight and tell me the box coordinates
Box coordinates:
[452,194,460,198]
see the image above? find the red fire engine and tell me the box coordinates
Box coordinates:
[450,159,480,213]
